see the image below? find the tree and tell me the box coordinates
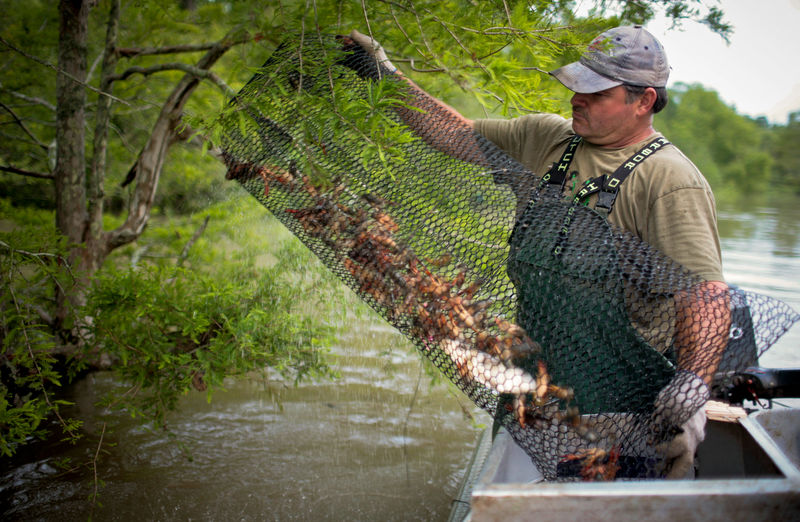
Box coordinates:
[1,0,296,457]
[770,111,800,194]
[2,0,735,303]
[655,83,772,195]
[1,0,731,457]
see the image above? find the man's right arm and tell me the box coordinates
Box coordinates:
[346,31,485,164]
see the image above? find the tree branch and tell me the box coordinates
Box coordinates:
[0,101,50,150]
[0,34,129,106]
[90,422,107,515]
[0,240,69,274]
[107,31,243,251]
[0,81,56,111]
[393,58,445,73]
[7,283,79,436]
[107,62,234,96]
[176,215,210,267]
[87,0,120,268]
[116,42,220,58]
[0,164,53,179]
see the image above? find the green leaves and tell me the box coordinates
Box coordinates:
[0,0,742,464]
[343,80,421,175]
[86,209,338,428]
[0,196,341,455]
[769,112,800,194]
[0,206,86,456]
[655,83,775,197]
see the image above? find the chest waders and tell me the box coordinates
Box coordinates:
[507,136,676,415]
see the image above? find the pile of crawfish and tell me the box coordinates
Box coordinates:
[226,156,619,481]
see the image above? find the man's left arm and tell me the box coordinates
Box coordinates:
[646,184,730,382]
[674,280,731,386]
[645,182,731,477]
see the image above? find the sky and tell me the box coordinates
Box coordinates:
[644,0,800,124]
[573,0,800,124]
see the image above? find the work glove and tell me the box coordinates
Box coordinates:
[347,30,398,74]
[659,406,706,479]
[650,370,710,478]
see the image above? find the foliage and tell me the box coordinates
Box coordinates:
[0,0,734,216]
[654,84,800,199]
[0,200,86,456]
[0,0,738,461]
[655,83,774,197]
[87,258,336,428]
[592,0,731,41]
[769,112,800,194]
[1,194,341,455]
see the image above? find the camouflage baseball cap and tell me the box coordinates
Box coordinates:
[550,25,669,93]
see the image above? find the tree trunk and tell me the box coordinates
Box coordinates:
[51,0,241,346]
[85,0,120,275]
[54,0,90,328]
[55,0,88,244]
[107,34,241,251]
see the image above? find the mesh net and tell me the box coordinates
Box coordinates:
[219,36,799,481]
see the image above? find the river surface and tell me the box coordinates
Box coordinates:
[2,196,799,521]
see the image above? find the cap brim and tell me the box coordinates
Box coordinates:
[550,61,622,93]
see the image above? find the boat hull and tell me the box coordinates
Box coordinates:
[450,408,800,522]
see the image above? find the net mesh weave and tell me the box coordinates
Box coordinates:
[219,36,799,481]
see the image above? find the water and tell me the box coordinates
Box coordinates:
[2,319,485,521]
[717,198,800,368]
[3,198,799,521]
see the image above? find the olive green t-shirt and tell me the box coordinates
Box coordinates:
[474,113,724,282]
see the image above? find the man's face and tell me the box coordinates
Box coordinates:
[570,86,645,147]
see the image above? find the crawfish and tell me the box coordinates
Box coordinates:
[561,447,621,482]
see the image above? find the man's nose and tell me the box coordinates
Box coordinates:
[571,93,587,108]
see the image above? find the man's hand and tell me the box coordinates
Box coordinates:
[659,406,707,479]
[650,370,710,478]
[651,370,710,433]
[348,30,397,74]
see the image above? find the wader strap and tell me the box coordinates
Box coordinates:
[510,136,582,246]
[589,136,671,217]
[512,135,670,248]
[553,136,671,256]
[538,135,582,191]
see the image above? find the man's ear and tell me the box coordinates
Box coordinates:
[638,87,657,114]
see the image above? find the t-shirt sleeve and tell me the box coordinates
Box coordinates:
[474,118,527,159]
[646,186,724,282]
[474,114,572,172]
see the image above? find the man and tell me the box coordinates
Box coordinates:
[349,25,730,478]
